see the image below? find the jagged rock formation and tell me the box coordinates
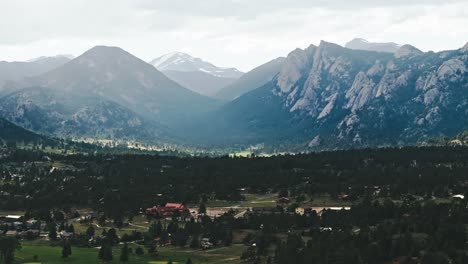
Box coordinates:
[205,40,468,150]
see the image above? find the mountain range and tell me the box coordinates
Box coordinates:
[0,46,219,143]
[197,41,468,150]
[0,55,72,93]
[0,40,467,152]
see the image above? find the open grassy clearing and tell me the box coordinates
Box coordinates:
[16,241,245,264]
[0,209,26,216]
[300,195,353,207]
[238,193,277,208]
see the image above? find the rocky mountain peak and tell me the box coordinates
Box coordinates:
[277,45,316,93]
[83,45,129,56]
[318,40,344,51]
[395,44,423,59]
[76,45,143,68]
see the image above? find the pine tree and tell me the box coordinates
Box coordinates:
[0,236,21,264]
[98,244,113,262]
[105,246,113,262]
[198,202,206,215]
[62,241,72,258]
[68,224,75,233]
[119,243,129,262]
[156,221,163,237]
[48,224,57,240]
[148,222,158,238]
[86,226,95,238]
[224,229,233,246]
[135,247,144,255]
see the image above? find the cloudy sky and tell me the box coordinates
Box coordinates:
[1,0,467,71]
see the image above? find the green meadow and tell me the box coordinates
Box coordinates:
[16,241,245,264]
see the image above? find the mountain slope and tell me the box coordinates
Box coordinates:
[0,87,171,143]
[162,70,237,96]
[0,55,72,94]
[214,57,286,100]
[0,117,49,145]
[198,40,468,150]
[345,38,401,53]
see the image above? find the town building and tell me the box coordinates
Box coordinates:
[295,207,312,216]
[146,203,190,218]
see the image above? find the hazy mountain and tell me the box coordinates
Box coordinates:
[345,38,401,53]
[149,52,243,96]
[3,46,220,128]
[162,70,237,96]
[150,52,243,78]
[27,54,75,62]
[214,57,286,100]
[0,55,72,92]
[194,41,468,150]
[0,46,225,144]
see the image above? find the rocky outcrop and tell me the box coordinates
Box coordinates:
[266,41,468,149]
[394,44,424,59]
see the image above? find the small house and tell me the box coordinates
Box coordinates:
[5,230,18,237]
[295,207,312,216]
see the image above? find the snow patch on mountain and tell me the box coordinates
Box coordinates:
[150,52,243,78]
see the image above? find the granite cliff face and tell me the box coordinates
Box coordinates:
[209,40,468,149]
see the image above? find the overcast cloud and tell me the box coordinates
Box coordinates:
[0,0,467,71]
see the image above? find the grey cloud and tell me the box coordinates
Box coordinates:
[0,0,466,71]
[133,0,464,18]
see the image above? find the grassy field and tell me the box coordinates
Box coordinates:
[16,241,245,264]
[197,193,353,210]
[202,200,238,208]
[238,193,277,208]
[302,195,353,207]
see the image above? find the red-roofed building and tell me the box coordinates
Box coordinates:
[146,203,190,218]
